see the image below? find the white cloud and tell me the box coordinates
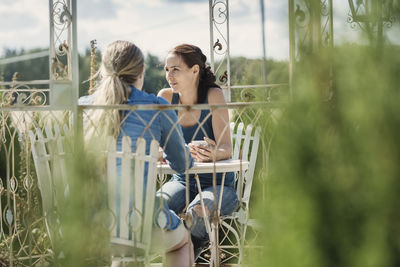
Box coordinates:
[1,0,399,61]
[0,0,48,53]
[0,0,311,62]
[230,0,259,18]
[114,0,164,8]
[78,0,117,20]
[165,0,205,3]
[0,11,37,31]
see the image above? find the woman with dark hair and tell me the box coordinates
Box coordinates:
[157,44,238,259]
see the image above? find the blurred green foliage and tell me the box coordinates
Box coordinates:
[251,41,400,267]
[230,57,288,85]
[143,53,169,95]
[57,142,110,267]
[0,48,49,82]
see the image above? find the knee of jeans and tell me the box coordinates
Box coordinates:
[193,204,210,218]
[157,191,178,212]
[156,190,169,202]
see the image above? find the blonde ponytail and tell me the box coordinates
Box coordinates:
[85,41,144,142]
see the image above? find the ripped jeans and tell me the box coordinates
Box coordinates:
[157,179,238,242]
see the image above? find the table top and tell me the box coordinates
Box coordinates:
[157,159,249,175]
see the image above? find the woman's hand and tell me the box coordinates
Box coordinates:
[189,137,217,162]
[158,147,166,163]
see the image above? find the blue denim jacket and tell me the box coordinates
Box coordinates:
[116,86,193,234]
[79,87,193,172]
[117,86,193,173]
[80,87,192,235]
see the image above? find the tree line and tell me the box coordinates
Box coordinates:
[0,47,289,101]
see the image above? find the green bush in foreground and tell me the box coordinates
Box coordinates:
[57,142,110,267]
[251,43,400,267]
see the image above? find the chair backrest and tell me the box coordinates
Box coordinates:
[44,124,70,202]
[29,124,70,246]
[230,122,261,208]
[106,136,159,257]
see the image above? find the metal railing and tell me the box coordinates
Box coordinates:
[0,101,276,266]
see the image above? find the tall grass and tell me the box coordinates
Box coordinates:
[252,41,400,266]
[57,140,110,267]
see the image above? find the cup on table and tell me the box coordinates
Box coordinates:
[190,140,210,147]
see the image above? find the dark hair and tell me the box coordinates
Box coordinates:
[170,44,219,104]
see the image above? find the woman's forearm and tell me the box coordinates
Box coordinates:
[214,143,232,161]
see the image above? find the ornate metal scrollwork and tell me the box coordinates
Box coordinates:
[0,72,48,106]
[321,0,333,48]
[347,12,359,29]
[292,0,333,55]
[320,0,329,17]
[50,0,72,80]
[211,1,229,56]
[213,1,228,25]
[213,39,223,51]
[59,4,72,24]
[323,31,330,46]
[236,85,289,102]
[1,87,48,107]
[23,175,33,191]
[52,1,71,56]
[51,56,68,80]
[347,0,394,35]
[219,70,228,84]
[240,88,256,102]
[210,0,230,98]
[9,176,18,193]
[295,4,307,26]
[57,40,69,56]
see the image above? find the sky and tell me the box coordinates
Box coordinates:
[0,0,399,61]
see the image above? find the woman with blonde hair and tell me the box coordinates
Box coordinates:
[85,40,194,267]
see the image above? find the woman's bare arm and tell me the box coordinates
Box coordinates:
[157,88,174,103]
[191,87,232,162]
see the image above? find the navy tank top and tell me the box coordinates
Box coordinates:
[171,93,235,188]
[172,93,215,143]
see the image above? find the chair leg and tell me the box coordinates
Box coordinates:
[220,220,242,267]
[209,222,220,267]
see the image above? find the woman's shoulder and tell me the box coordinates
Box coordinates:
[157,88,174,103]
[207,87,226,104]
[129,86,159,104]
[78,95,93,105]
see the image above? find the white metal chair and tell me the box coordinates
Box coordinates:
[196,122,261,266]
[106,136,159,266]
[30,126,160,266]
[29,124,71,256]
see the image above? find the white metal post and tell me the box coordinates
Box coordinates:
[70,0,79,141]
[209,0,215,72]
[208,0,231,103]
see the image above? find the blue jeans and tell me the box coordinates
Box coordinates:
[157,179,238,241]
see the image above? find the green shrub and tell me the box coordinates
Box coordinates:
[252,43,400,267]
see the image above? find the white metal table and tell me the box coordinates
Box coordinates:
[157,159,249,175]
